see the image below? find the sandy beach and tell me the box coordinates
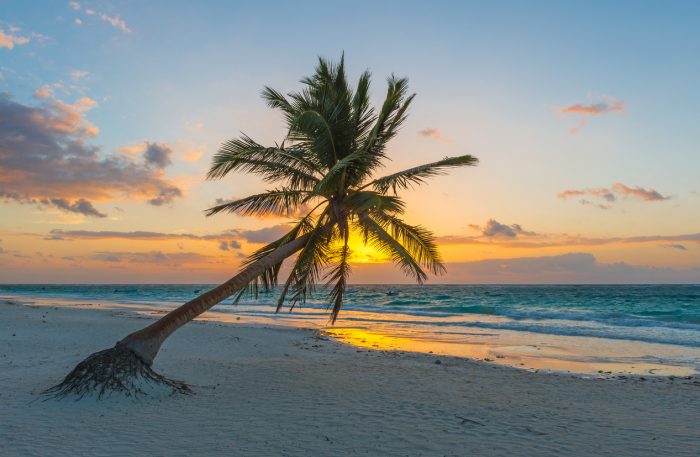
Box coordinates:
[2,300,699,457]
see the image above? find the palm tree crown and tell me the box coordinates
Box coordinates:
[206,55,478,322]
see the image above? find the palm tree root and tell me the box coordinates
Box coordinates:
[42,343,192,400]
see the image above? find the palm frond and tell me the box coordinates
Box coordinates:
[361,76,410,156]
[289,109,338,165]
[208,135,323,189]
[277,213,333,311]
[232,212,317,304]
[344,191,406,214]
[324,227,351,323]
[369,155,479,194]
[313,150,367,195]
[370,211,445,275]
[205,189,319,218]
[356,215,427,283]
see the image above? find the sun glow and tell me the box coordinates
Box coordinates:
[346,232,390,264]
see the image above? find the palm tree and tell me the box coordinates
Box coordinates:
[45,55,478,398]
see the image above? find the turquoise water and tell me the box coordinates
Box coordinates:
[2,284,699,349]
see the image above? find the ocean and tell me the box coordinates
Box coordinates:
[3,284,700,376]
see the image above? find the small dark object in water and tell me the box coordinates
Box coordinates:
[194,289,201,294]
[386,290,399,296]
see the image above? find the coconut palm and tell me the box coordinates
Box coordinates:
[45,55,478,398]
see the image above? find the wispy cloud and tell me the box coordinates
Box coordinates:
[179,143,205,162]
[70,70,89,80]
[578,199,611,210]
[438,225,700,249]
[349,253,700,284]
[0,25,30,50]
[90,251,210,266]
[70,2,131,33]
[418,128,450,143]
[560,97,624,132]
[558,183,669,208]
[45,224,291,245]
[561,100,624,116]
[663,244,688,251]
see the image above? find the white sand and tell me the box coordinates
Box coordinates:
[2,301,699,456]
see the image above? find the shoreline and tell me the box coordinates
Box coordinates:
[2,300,700,456]
[3,293,699,379]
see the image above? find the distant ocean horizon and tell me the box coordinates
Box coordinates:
[3,283,700,375]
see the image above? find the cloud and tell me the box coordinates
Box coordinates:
[348,253,700,284]
[47,198,106,218]
[444,253,697,284]
[0,26,30,50]
[663,244,688,251]
[469,219,537,238]
[579,199,611,210]
[180,144,205,162]
[70,3,131,33]
[0,94,183,217]
[184,120,204,131]
[97,13,130,33]
[561,100,624,116]
[611,183,670,201]
[558,183,669,207]
[90,251,209,266]
[46,225,290,245]
[219,239,242,251]
[143,142,173,169]
[70,70,89,80]
[47,229,204,241]
[560,97,624,132]
[237,224,290,243]
[34,85,53,99]
[558,188,616,202]
[417,128,450,143]
[437,227,700,249]
[74,18,82,25]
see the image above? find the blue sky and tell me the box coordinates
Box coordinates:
[1,1,699,282]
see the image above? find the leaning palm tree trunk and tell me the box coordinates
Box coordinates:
[44,232,311,399]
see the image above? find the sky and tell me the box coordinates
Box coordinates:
[1,0,699,283]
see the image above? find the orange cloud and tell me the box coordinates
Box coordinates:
[0,26,30,50]
[560,98,624,132]
[120,143,148,155]
[558,183,669,207]
[561,100,624,116]
[418,128,450,143]
[180,144,205,162]
[611,183,670,201]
